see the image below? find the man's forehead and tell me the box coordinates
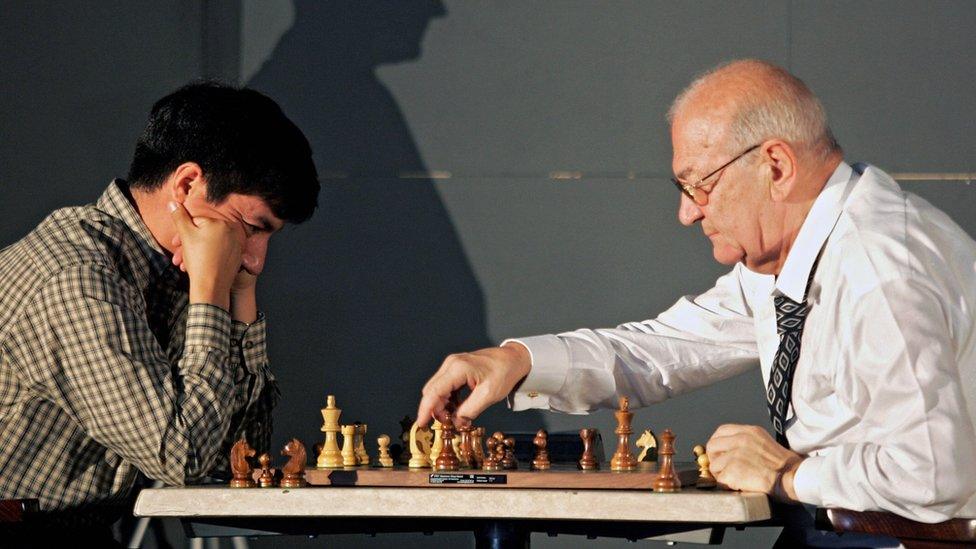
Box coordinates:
[671,115,730,178]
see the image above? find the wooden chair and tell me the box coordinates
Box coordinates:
[817,508,976,548]
[0,499,38,524]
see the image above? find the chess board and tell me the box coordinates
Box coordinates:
[301,461,702,490]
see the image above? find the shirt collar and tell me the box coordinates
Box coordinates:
[774,161,858,302]
[96,179,178,282]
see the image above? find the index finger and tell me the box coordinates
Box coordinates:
[416,371,467,428]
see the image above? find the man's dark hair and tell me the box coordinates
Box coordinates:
[127,82,319,223]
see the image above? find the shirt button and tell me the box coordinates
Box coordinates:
[528,392,539,398]
[244,341,254,349]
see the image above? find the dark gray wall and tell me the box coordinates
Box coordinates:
[3,1,975,548]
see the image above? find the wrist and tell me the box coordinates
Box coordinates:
[774,457,802,502]
[230,289,258,324]
[189,283,230,311]
[501,341,532,380]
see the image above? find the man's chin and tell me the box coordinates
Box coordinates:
[712,245,744,266]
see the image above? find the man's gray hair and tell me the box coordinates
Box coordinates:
[667,59,841,159]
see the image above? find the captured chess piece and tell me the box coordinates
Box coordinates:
[280,438,307,488]
[532,429,551,470]
[317,395,343,468]
[636,429,658,462]
[398,415,414,465]
[578,428,599,470]
[377,434,394,467]
[341,425,358,467]
[230,438,256,488]
[653,428,680,492]
[482,434,502,471]
[257,453,276,488]
[693,444,717,490]
[408,423,432,468]
[434,412,460,471]
[501,437,518,470]
[610,396,637,471]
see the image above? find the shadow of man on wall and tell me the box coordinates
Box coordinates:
[249,0,540,450]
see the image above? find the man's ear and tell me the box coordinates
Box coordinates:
[167,162,206,203]
[763,140,797,202]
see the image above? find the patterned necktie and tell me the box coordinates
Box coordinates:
[767,293,811,448]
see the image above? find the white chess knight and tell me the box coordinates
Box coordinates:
[408,423,433,468]
[636,429,658,462]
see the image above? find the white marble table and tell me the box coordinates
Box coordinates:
[135,485,772,546]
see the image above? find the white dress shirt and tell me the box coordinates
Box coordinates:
[508,162,976,526]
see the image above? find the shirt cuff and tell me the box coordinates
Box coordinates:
[184,303,232,353]
[503,335,571,411]
[793,455,825,506]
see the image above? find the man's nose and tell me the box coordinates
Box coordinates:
[678,193,704,226]
[242,237,268,275]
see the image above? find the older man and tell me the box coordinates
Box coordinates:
[416,59,976,546]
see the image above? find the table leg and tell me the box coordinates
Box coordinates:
[475,520,529,549]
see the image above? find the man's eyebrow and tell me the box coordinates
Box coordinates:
[251,216,282,232]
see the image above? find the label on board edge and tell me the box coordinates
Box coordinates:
[429,473,507,485]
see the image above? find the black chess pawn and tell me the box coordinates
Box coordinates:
[482,436,502,471]
[258,453,276,488]
[532,429,550,470]
[501,437,518,470]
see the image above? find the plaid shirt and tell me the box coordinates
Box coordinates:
[0,180,277,526]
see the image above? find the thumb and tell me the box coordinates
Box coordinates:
[167,201,192,234]
[455,383,494,427]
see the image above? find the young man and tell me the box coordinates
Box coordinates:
[0,82,319,543]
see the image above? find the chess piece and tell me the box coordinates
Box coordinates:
[397,415,413,465]
[317,395,343,468]
[482,436,502,471]
[578,428,599,470]
[636,429,658,462]
[354,423,369,465]
[491,432,507,469]
[501,437,518,470]
[693,444,717,490]
[341,425,358,467]
[429,419,444,463]
[258,453,275,488]
[531,429,551,470]
[377,434,394,467]
[230,438,256,488]
[434,413,460,471]
[417,425,433,457]
[280,438,307,488]
[471,427,486,468]
[408,423,432,468]
[611,396,637,471]
[653,428,680,492]
[457,425,475,468]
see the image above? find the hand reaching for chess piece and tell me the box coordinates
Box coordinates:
[416,343,532,428]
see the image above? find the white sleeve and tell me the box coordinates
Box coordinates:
[506,266,760,413]
[792,277,976,522]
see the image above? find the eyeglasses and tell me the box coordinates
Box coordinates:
[671,143,761,205]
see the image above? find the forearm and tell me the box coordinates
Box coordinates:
[508,326,758,413]
[230,285,258,324]
[508,267,759,413]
